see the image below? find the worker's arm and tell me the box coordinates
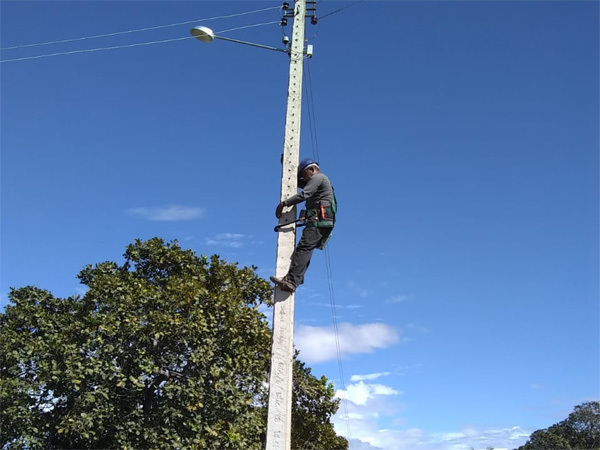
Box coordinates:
[275,174,324,218]
[282,174,322,206]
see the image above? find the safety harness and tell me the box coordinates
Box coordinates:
[274,191,337,232]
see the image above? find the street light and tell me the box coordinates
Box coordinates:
[190,25,288,53]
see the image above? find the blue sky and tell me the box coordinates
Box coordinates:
[1,1,598,449]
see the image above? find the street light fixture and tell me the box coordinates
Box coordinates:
[190,25,215,43]
[190,25,288,53]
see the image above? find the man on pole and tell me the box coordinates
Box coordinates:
[271,158,337,293]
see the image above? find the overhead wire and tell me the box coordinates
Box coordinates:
[306,1,366,44]
[0,36,194,63]
[319,0,366,21]
[0,20,281,64]
[0,5,281,51]
[216,20,281,35]
[325,246,351,441]
[303,56,352,442]
[304,60,321,164]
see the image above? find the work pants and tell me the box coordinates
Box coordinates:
[285,226,332,288]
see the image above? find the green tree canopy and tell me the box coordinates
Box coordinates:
[0,238,347,450]
[515,401,600,450]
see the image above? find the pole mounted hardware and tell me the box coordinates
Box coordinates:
[281,0,318,26]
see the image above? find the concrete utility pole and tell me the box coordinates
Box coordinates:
[191,3,317,447]
[265,1,308,449]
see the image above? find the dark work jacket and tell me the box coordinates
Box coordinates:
[283,173,334,211]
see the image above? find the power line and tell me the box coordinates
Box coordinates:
[0,20,282,64]
[303,56,352,443]
[319,0,366,21]
[216,20,281,35]
[325,247,352,442]
[304,60,321,163]
[305,1,366,44]
[0,36,193,63]
[1,5,281,51]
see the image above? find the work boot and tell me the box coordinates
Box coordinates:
[270,276,296,293]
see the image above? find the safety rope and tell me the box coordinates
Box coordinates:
[304,56,352,442]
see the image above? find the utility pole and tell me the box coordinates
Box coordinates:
[190,3,317,447]
[265,1,311,449]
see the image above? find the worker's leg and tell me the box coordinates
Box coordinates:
[285,227,325,288]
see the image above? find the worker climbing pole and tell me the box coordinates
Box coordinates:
[271,158,336,292]
[265,1,321,449]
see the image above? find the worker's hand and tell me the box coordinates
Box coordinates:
[299,209,306,222]
[275,202,285,219]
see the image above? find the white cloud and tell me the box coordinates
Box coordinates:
[385,295,408,304]
[372,384,399,396]
[294,322,400,364]
[350,372,391,382]
[336,381,401,406]
[216,233,244,240]
[127,205,204,221]
[205,233,246,248]
[337,412,530,450]
[332,378,530,450]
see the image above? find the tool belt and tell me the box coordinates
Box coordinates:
[305,197,336,228]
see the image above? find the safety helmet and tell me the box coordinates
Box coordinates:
[298,158,319,174]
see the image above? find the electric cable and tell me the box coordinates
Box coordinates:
[1,5,281,51]
[303,56,352,443]
[1,36,194,63]
[319,0,366,21]
[216,20,281,35]
[304,60,321,164]
[0,20,281,63]
[325,246,352,442]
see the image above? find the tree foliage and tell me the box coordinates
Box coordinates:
[292,358,348,450]
[0,238,347,450]
[515,401,600,450]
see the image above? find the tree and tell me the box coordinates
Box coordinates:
[292,358,348,450]
[0,238,347,450]
[562,402,600,450]
[517,427,572,450]
[515,401,600,450]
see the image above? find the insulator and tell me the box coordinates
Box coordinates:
[311,16,318,25]
[282,2,289,9]
[280,18,288,26]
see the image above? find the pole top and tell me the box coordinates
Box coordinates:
[190,26,215,43]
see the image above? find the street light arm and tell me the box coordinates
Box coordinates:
[214,35,288,53]
[190,26,287,54]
